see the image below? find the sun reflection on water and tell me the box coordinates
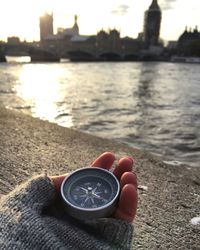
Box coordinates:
[15,64,73,127]
[1,61,199,166]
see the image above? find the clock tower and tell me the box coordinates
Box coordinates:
[143,0,162,47]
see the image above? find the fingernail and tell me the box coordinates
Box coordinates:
[127,157,135,164]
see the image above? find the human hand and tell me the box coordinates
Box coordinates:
[51,152,138,222]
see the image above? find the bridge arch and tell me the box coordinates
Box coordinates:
[99,52,122,61]
[67,50,96,61]
[123,54,140,61]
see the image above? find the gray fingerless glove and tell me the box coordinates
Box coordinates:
[0,175,134,250]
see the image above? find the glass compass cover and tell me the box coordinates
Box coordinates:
[61,167,120,220]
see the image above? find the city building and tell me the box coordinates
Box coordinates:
[7,36,20,45]
[96,29,121,51]
[40,12,53,41]
[40,15,84,56]
[143,0,162,47]
[178,26,200,46]
[57,15,79,38]
[38,3,165,60]
[177,26,200,56]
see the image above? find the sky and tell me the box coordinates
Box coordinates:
[0,0,199,42]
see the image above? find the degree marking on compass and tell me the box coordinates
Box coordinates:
[73,195,78,200]
[104,189,108,194]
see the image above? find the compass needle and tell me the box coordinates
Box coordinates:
[80,187,88,192]
[84,197,90,205]
[95,191,102,195]
[93,194,102,200]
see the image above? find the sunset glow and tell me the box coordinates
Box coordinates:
[0,0,199,42]
[17,64,61,120]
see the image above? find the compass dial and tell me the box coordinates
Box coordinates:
[61,167,120,220]
[68,176,112,208]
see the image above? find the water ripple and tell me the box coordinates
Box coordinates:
[0,61,199,167]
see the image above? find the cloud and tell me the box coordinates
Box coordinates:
[111,4,130,16]
[160,0,177,10]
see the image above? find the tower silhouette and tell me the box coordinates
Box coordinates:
[143,0,162,47]
[40,12,54,41]
[73,15,79,35]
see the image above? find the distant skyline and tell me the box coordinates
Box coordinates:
[0,0,199,42]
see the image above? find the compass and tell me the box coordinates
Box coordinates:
[61,167,120,220]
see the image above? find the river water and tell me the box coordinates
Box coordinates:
[0,57,199,167]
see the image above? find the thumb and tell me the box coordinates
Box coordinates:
[51,174,69,195]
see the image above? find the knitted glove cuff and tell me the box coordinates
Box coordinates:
[0,175,55,213]
[85,218,134,250]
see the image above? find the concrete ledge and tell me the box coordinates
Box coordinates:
[0,106,199,249]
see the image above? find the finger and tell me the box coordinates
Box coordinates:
[120,172,137,189]
[91,152,115,170]
[113,157,134,180]
[51,174,68,194]
[114,184,138,222]
[51,152,115,194]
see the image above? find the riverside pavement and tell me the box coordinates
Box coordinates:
[0,106,199,249]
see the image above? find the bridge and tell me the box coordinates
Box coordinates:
[0,42,159,62]
[0,43,60,62]
[66,48,141,62]
[1,43,34,56]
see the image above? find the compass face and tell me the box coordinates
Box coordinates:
[61,167,120,220]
